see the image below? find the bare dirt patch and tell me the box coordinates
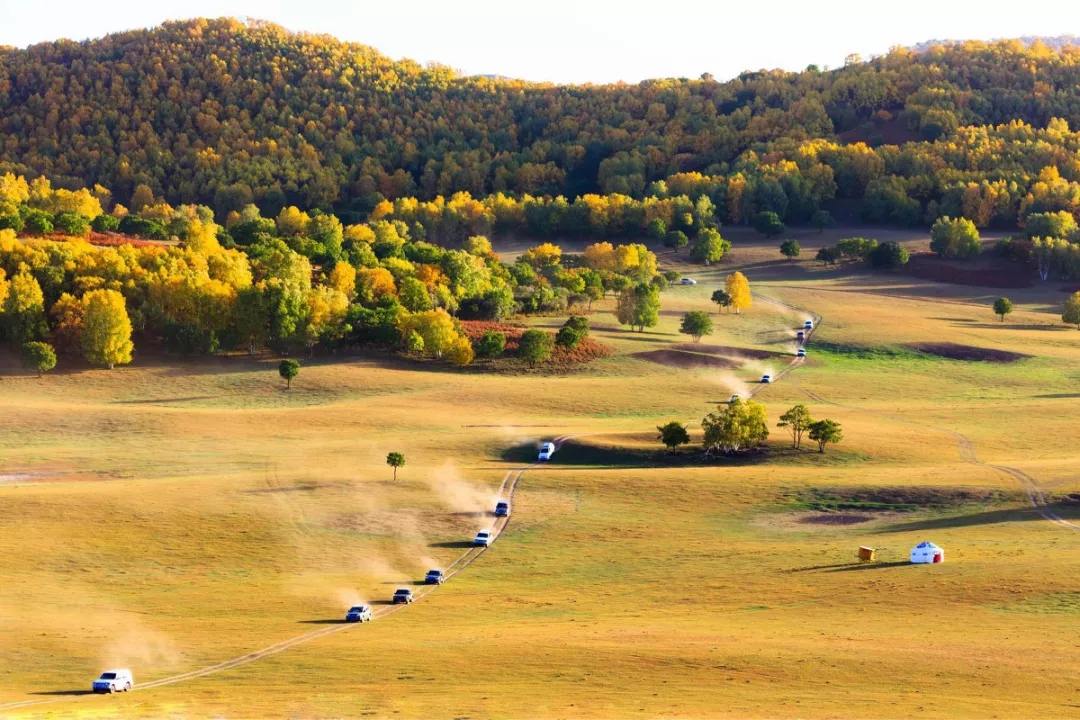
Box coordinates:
[904,252,1034,289]
[670,343,785,361]
[631,349,738,370]
[907,342,1031,363]
[798,512,878,525]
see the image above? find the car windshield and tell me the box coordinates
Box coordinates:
[428,570,441,576]
[349,606,361,612]
[100,673,116,680]
[396,589,410,594]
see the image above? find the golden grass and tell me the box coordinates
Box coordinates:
[2,231,1079,717]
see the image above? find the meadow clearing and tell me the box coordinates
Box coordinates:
[2,228,1079,718]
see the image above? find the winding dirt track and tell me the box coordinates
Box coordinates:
[3,296,1073,713]
[0,462,541,714]
[759,293,1079,533]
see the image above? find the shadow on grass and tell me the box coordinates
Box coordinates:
[826,560,912,573]
[111,395,222,405]
[428,540,476,549]
[1035,393,1080,399]
[878,506,1074,532]
[501,440,868,469]
[29,690,94,696]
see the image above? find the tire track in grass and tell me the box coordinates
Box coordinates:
[764,291,1079,533]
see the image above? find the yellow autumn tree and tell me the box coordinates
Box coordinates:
[355,267,396,305]
[81,289,133,369]
[275,206,311,236]
[725,271,752,315]
[583,242,616,271]
[521,242,562,268]
[328,261,357,299]
[401,308,459,358]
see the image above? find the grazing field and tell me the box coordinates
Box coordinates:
[2,230,1080,718]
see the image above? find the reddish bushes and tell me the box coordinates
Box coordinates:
[460,320,611,369]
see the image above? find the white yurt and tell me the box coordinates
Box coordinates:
[910,541,944,564]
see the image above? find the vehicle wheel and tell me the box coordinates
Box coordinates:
[125,683,131,692]
[109,685,116,694]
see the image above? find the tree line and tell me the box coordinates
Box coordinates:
[657,401,842,456]
[3,19,1080,232]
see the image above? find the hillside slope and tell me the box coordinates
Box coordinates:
[2,18,1080,220]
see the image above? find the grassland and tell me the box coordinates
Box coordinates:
[2,227,1079,718]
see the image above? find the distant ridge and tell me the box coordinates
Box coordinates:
[910,35,1078,53]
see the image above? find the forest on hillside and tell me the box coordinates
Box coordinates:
[1,18,1080,231]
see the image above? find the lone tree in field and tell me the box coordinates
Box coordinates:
[701,398,769,454]
[724,272,752,315]
[777,404,813,449]
[993,297,1014,322]
[779,239,801,260]
[81,289,133,369]
[657,421,691,454]
[679,311,714,343]
[711,289,732,314]
[20,341,57,378]
[386,452,405,481]
[518,328,554,365]
[616,282,661,332]
[1064,291,1080,329]
[808,419,843,453]
[278,359,300,389]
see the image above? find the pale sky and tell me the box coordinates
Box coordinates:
[1,0,1077,84]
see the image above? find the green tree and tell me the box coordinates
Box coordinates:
[993,296,1014,322]
[476,330,505,357]
[836,237,878,261]
[555,326,582,349]
[664,230,689,254]
[386,451,405,481]
[1064,291,1080,329]
[53,211,91,236]
[701,398,769,454]
[777,404,813,449]
[20,341,56,377]
[563,315,589,336]
[689,228,730,265]
[810,209,835,233]
[80,289,133,369]
[868,241,910,268]
[616,282,661,332]
[930,216,981,259]
[656,421,691,454]
[779,238,801,260]
[752,211,785,237]
[808,419,843,453]
[518,329,554,365]
[405,330,425,353]
[679,311,714,342]
[646,218,667,241]
[711,289,731,314]
[816,246,840,265]
[278,359,300,388]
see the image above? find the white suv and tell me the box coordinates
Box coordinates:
[538,442,555,461]
[92,669,133,694]
[474,529,492,547]
[345,605,372,623]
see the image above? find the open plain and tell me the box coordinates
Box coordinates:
[2,230,1080,718]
